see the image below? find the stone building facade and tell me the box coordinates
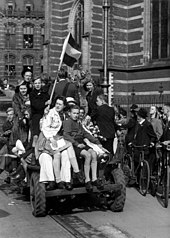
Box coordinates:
[44,0,170,107]
[0,0,45,85]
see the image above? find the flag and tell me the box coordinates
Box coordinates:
[59,32,81,68]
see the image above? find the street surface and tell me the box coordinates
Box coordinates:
[0,172,170,238]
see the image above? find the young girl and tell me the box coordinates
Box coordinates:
[12,81,31,146]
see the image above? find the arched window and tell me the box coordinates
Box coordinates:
[23,24,34,49]
[23,55,34,72]
[4,54,16,78]
[74,0,84,66]
[151,0,170,60]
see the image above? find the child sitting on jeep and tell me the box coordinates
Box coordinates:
[63,105,105,192]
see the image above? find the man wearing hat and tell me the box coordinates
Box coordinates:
[119,104,139,150]
[133,108,157,174]
[135,108,157,146]
[161,103,170,142]
[49,68,79,107]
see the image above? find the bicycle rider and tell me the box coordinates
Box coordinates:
[132,108,157,176]
[159,103,170,166]
[161,103,170,143]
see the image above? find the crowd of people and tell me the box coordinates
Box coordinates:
[0,66,170,194]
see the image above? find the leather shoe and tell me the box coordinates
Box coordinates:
[92,179,104,190]
[57,181,65,189]
[85,181,93,192]
[65,182,73,191]
[46,181,57,191]
[73,171,84,183]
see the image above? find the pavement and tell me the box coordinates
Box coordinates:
[0,172,73,238]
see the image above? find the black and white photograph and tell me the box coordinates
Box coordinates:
[0,0,170,237]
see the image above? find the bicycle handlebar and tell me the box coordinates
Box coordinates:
[128,143,154,149]
[156,141,170,151]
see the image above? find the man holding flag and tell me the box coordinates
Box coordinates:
[49,32,81,105]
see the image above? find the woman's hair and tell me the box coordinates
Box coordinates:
[15,81,28,93]
[54,96,66,106]
[83,80,95,91]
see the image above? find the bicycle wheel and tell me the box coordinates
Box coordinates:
[122,154,132,185]
[162,165,170,208]
[157,155,170,208]
[139,160,150,196]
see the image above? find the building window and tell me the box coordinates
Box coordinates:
[7,4,14,11]
[23,25,34,48]
[151,0,170,60]
[5,24,16,49]
[25,3,33,13]
[6,1,15,15]
[4,54,16,78]
[23,55,34,72]
[74,0,84,66]
[41,56,43,73]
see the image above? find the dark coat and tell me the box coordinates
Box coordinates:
[86,87,103,121]
[2,120,13,134]
[161,121,170,141]
[0,120,14,149]
[49,79,79,105]
[11,92,30,145]
[63,118,100,147]
[30,89,50,136]
[12,92,30,119]
[94,104,116,139]
[122,117,138,144]
[133,119,157,146]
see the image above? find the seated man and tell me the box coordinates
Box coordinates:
[0,107,14,149]
[0,108,15,175]
[63,105,106,192]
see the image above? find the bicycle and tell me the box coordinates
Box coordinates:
[122,143,151,196]
[155,141,170,208]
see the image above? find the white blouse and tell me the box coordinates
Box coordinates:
[41,107,62,139]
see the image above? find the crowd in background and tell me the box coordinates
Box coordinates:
[0,66,170,192]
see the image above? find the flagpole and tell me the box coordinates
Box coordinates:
[49,32,71,103]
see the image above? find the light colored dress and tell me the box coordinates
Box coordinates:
[37,107,79,183]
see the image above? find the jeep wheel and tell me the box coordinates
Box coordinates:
[30,172,46,217]
[109,168,126,212]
